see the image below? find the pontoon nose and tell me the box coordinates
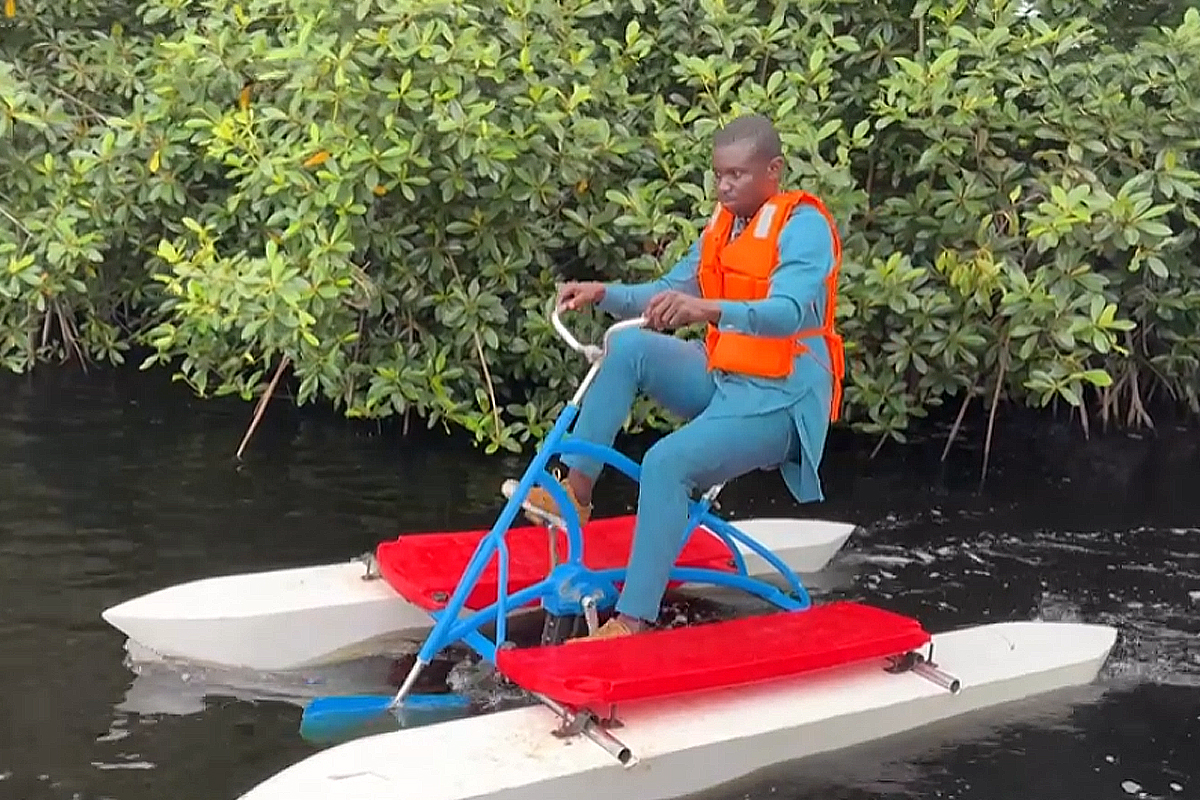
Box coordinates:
[101,595,141,627]
[94,563,443,672]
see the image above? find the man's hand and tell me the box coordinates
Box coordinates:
[644,291,721,330]
[557,281,606,311]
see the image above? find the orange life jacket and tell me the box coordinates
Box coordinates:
[696,190,845,422]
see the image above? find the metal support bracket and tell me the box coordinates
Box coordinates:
[886,643,962,694]
[355,552,381,581]
[550,709,591,738]
[599,704,624,730]
[537,693,636,767]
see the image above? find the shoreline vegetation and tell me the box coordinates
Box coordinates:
[2,0,1198,478]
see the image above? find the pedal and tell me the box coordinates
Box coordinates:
[502,479,568,530]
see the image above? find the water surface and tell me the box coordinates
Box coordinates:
[0,369,1196,800]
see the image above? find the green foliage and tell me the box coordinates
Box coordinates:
[2,0,1198,454]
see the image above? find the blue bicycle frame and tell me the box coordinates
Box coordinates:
[386,304,814,709]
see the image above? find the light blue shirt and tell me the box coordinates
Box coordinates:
[595,203,838,503]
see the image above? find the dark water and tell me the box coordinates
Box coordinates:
[0,368,1197,800]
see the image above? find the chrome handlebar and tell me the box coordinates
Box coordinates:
[550,305,647,364]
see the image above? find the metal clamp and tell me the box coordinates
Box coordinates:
[536,692,636,767]
[886,647,962,694]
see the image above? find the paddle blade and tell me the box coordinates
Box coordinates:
[299,693,472,745]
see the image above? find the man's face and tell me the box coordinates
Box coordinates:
[712,141,782,219]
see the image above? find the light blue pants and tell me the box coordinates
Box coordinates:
[560,329,797,622]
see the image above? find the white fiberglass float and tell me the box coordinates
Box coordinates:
[100,513,855,673]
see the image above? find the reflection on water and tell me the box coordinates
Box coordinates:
[0,368,1197,800]
[113,643,402,717]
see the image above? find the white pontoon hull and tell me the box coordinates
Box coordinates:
[102,518,855,672]
[238,620,1117,800]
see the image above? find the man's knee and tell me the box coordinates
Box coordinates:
[605,327,659,362]
[641,415,793,494]
[602,328,677,385]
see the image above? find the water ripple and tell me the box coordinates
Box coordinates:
[2,373,1198,800]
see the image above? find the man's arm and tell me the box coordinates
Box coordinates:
[713,205,835,336]
[596,241,701,319]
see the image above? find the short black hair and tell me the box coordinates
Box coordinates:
[712,113,783,161]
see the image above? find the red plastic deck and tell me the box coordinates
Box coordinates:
[376,515,737,611]
[495,601,932,708]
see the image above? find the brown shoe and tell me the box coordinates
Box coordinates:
[522,471,592,528]
[566,617,636,644]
